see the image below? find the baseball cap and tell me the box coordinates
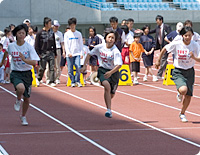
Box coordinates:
[23,19,31,24]
[53,20,60,26]
[176,22,183,31]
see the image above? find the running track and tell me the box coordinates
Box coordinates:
[0,52,200,155]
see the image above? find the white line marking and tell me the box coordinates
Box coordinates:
[1,127,200,136]
[0,86,116,155]
[0,145,9,155]
[13,83,200,148]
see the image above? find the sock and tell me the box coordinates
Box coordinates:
[107,109,111,113]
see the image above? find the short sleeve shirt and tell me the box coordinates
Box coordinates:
[89,44,122,70]
[165,40,200,69]
[129,42,144,62]
[8,42,40,71]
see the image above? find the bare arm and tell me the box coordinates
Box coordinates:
[0,51,8,67]
[104,65,122,79]
[19,53,37,66]
[164,36,171,44]
[190,51,200,62]
[80,54,91,73]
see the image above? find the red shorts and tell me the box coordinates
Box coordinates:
[121,47,130,65]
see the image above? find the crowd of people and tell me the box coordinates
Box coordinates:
[0,15,200,125]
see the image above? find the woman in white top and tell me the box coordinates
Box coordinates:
[155,27,200,123]
[81,30,122,118]
[0,24,40,126]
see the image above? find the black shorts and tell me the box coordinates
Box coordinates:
[131,62,140,72]
[10,70,32,98]
[89,55,98,66]
[97,67,119,94]
[172,67,194,96]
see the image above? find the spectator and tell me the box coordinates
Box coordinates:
[126,18,135,37]
[121,19,127,26]
[35,17,57,87]
[64,17,83,87]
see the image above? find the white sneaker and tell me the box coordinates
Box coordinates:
[143,76,147,82]
[46,80,50,85]
[36,79,42,87]
[50,83,56,87]
[14,100,21,111]
[137,76,140,79]
[179,113,188,123]
[5,80,10,84]
[55,79,60,84]
[152,75,158,82]
[176,92,183,103]
[20,116,28,126]
[76,82,82,87]
[71,83,76,87]
[105,111,112,118]
[133,79,139,85]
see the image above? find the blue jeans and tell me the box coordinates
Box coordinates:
[67,55,80,84]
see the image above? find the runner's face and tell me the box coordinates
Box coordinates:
[16,29,26,41]
[106,33,115,46]
[183,31,193,45]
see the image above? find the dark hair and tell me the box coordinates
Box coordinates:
[9,24,15,29]
[0,43,3,48]
[141,25,150,31]
[104,28,119,43]
[68,17,77,26]
[184,20,193,27]
[127,18,134,23]
[43,17,52,27]
[109,17,118,23]
[66,25,70,30]
[89,26,96,36]
[134,33,142,38]
[155,15,163,22]
[4,27,11,36]
[32,25,38,33]
[180,26,194,36]
[120,25,129,35]
[12,24,28,37]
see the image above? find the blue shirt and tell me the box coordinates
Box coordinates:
[87,35,100,51]
[166,30,178,42]
[140,34,155,52]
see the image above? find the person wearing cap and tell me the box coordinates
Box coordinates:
[129,32,147,84]
[46,20,65,84]
[164,22,183,44]
[23,19,31,27]
[35,17,57,87]
[0,24,40,126]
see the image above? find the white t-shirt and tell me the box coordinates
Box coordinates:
[0,36,10,50]
[25,35,35,47]
[80,45,89,65]
[173,32,200,45]
[89,44,122,70]
[124,32,134,47]
[165,40,200,69]
[64,30,83,57]
[0,51,5,69]
[54,31,64,49]
[8,42,40,71]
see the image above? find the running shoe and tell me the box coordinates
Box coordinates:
[143,76,147,82]
[133,78,139,85]
[71,83,76,87]
[20,116,28,126]
[105,111,112,118]
[152,75,158,82]
[14,100,21,112]
[179,113,188,123]
[176,92,183,103]
[46,80,50,85]
[76,82,82,87]
[50,83,56,87]
[55,79,60,84]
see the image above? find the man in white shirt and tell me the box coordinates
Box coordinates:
[64,17,83,87]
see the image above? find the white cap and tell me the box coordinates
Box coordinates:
[176,22,183,31]
[23,19,31,24]
[53,20,60,26]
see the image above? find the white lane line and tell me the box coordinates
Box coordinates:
[17,83,200,148]
[0,86,116,155]
[1,127,200,136]
[0,145,9,155]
